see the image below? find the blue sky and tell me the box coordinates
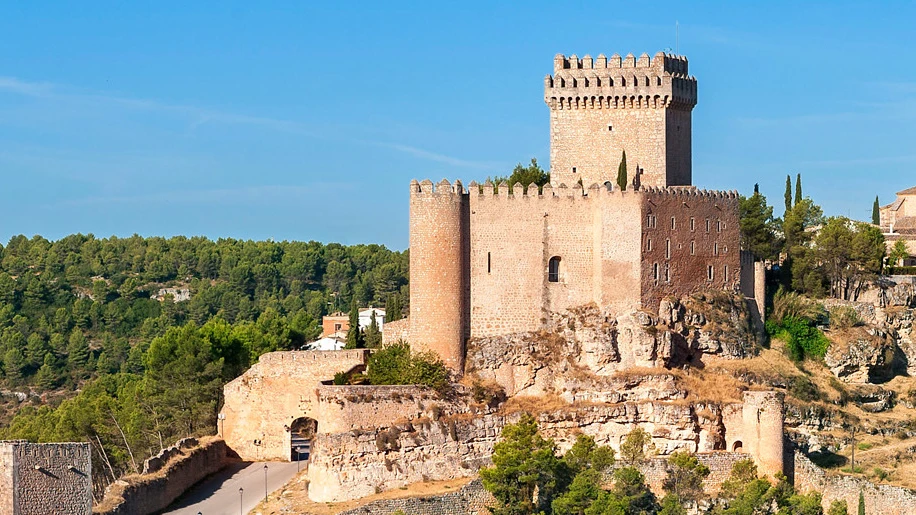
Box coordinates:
[2,1,914,250]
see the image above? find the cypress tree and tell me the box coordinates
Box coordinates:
[795,173,803,205]
[784,175,792,214]
[346,301,364,349]
[858,490,865,515]
[617,151,628,191]
[872,196,880,225]
[753,183,759,195]
[387,294,402,322]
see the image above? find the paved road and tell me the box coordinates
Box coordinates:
[163,461,300,515]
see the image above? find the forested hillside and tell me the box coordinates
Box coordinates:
[0,234,407,492]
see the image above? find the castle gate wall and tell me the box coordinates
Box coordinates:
[315,385,435,434]
[640,189,741,310]
[221,350,368,461]
[0,442,91,515]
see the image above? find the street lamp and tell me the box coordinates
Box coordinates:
[263,464,269,503]
[218,413,226,436]
[238,487,243,515]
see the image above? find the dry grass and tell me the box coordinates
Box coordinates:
[501,394,571,415]
[252,474,475,515]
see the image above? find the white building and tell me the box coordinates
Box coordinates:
[358,308,386,331]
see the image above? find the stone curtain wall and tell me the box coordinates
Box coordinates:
[337,479,494,515]
[545,52,696,189]
[221,349,368,461]
[639,452,747,495]
[93,437,227,515]
[315,385,436,434]
[0,442,92,515]
[794,451,916,515]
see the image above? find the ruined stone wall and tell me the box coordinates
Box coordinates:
[794,451,916,515]
[0,442,92,515]
[94,438,227,515]
[640,189,741,310]
[381,317,409,345]
[545,52,696,189]
[408,179,469,373]
[639,452,747,495]
[315,385,437,434]
[221,350,368,461]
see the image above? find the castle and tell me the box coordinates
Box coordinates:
[404,52,742,373]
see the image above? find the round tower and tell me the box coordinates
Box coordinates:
[742,390,785,479]
[408,179,468,374]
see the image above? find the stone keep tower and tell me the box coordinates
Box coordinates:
[545,52,697,189]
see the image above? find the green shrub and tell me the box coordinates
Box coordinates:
[857,442,874,451]
[366,342,449,392]
[788,376,821,402]
[769,316,830,361]
[771,289,825,325]
[886,266,916,275]
[829,306,862,329]
[333,371,349,385]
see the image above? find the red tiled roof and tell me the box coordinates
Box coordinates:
[897,186,916,196]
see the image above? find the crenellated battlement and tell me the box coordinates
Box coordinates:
[545,51,696,110]
[410,179,738,203]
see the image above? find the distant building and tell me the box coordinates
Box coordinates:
[320,307,386,337]
[152,287,191,302]
[880,186,916,266]
[306,335,347,351]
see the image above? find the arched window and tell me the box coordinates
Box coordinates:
[548,256,561,283]
[732,441,743,452]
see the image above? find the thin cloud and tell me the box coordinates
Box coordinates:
[53,184,354,208]
[0,76,494,169]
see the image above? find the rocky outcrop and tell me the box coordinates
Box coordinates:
[467,293,756,398]
[824,328,897,383]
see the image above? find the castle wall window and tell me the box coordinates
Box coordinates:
[717,220,722,232]
[646,239,652,252]
[707,265,714,281]
[653,263,659,283]
[548,256,561,283]
[665,239,671,259]
[724,265,729,282]
[690,217,695,231]
[487,252,491,274]
[572,167,577,174]
[671,216,676,230]
[607,124,613,131]
[690,241,695,255]
[714,243,719,256]
[665,264,670,283]
[706,219,711,233]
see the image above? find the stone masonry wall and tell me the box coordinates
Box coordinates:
[221,350,368,461]
[0,441,92,515]
[639,452,747,495]
[794,451,916,515]
[545,52,696,189]
[337,478,493,515]
[640,189,741,310]
[315,385,437,434]
[381,317,409,345]
[94,438,227,515]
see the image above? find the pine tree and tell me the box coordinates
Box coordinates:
[617,151,628,191]
[784,175,792,214]
[754,183,759,194]
[872,196,880,225]
[35,354,59,390]
[795,173,803,206]
[858,490,865,515]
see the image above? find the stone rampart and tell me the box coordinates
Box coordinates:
[315,385,437,434]
[221,349,368,460]
[336,478,493,515]
[794,451,916,515]
[0,441,92,515]
[638,452,747,495]
[94,437,227,515]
